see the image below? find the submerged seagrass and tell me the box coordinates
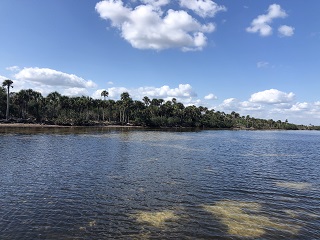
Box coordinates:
[134,210,179,227]
[275,181,312,190]
[203,200,301,238]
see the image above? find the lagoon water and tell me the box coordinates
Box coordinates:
[0,128,319,239]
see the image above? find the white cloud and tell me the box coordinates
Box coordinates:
[278,25,294,37]
[6,66,20,72]
[204,93,217,100]
[246,4,287,36]
[239,101,262,111]
[179,0,226,18]
[273,103,292,109]
[289,102,309,112]
[11,67,97,96]
[137,84,197,99]
[95,0,217,51]
[257,61,269,68]
[216,98,262,112]
[219,98,238,109]
[15,67,96,88]
[92,84,197,105]
[249,89,295,104]
[314,101,320,107]
[0,75,8,81]
[95,0,130,27]
[62,87,89,97]
[141,0,169,9]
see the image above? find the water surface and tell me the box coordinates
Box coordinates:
[0,129,319,239]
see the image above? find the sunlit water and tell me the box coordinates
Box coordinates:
[0,128,319,239]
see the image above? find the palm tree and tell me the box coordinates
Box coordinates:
[101,90,109,121]
[119,92,132,124]
[2,79,13,120]
[101,90,109,100]
[13,90,27,118]
[46,91,61,119]
[142,96,151,107]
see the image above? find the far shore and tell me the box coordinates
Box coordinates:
[0,123,144,128]
[0,122,317,131]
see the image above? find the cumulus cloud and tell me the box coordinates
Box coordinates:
[289,102,309,111]
[249,89,295,104]
[218,98,239,110]
[278,25,295,37]
[217,98,262,112]
[239,101,262,111]
[138,84,196,98]
[246,4,287,36]
[179,0,226,18]
[12,67,97,96]
[92,84,197,104]
[15,67,96,88]
[141,0,169,9]
[204,93,217,100]
[95,0,221,51]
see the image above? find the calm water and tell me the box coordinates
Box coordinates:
[0,128,319,239]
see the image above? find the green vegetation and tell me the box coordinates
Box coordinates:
[2,79,14,120]
[0,82,315,129]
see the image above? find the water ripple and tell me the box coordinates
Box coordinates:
[0,129,319,239]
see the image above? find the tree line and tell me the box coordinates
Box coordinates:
[0,80,315,130]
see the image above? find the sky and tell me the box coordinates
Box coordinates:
[0,0,320,125]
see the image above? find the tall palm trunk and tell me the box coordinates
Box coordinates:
[2,80,13,120]
[6,86,10,120]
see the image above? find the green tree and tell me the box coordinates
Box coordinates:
[13,89,43,120]
[101,90,109,121]
[0,87,6,118]
[46,91,62,119]
[184,105,201,127]
[142,96,151,107]
[101,90,109,100]
[2,79,13,120]
[130,100,146,125]
[119,92,132,124]
[13,90,27,118]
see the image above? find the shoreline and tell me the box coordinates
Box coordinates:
[0,123,144,128]
[0,123,313,131]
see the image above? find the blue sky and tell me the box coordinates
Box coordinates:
[1,0,320,125]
